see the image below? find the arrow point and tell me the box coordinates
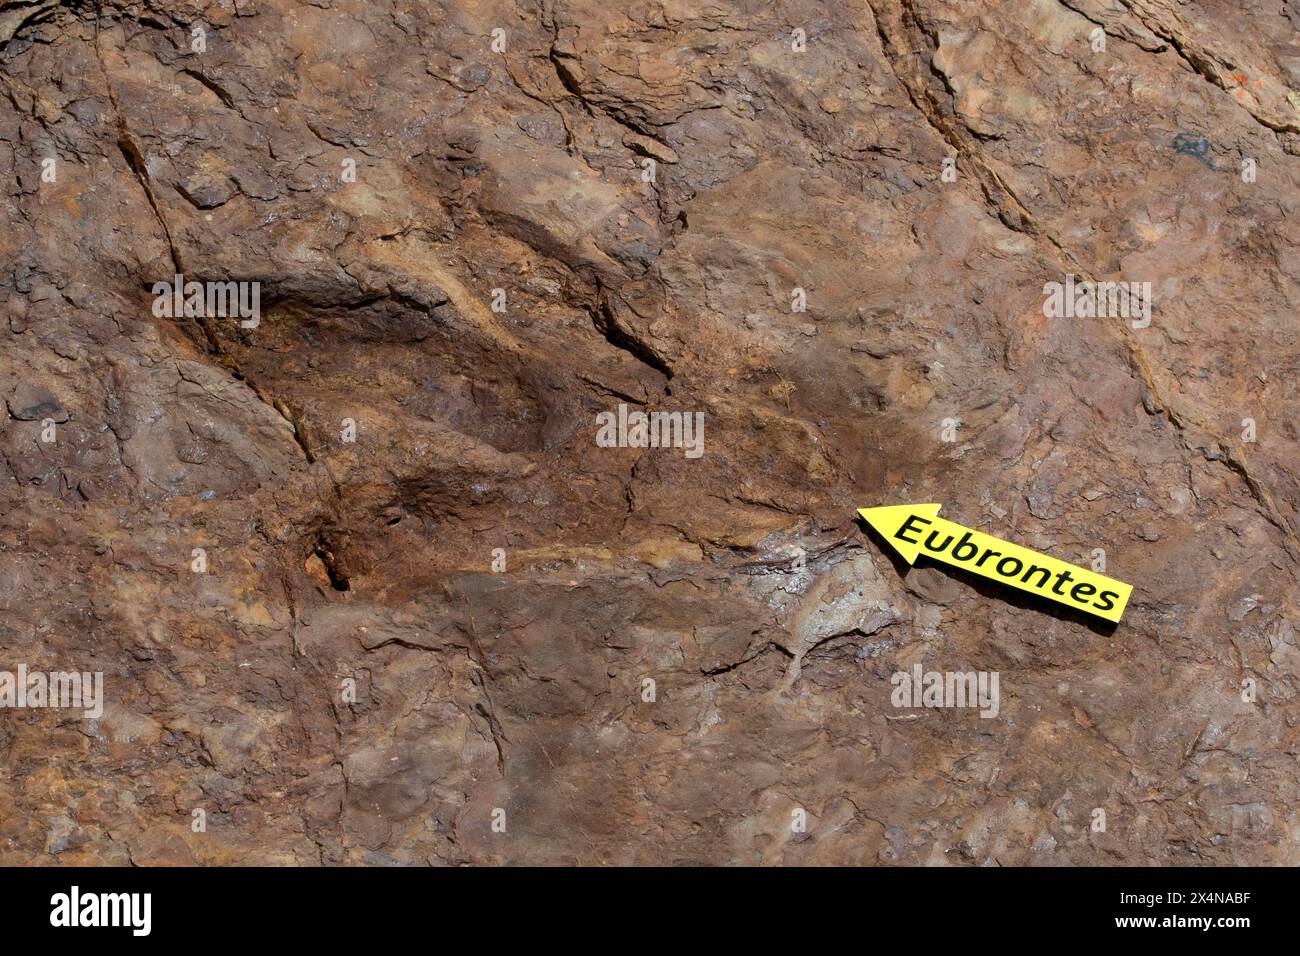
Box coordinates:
[857,503,942,564]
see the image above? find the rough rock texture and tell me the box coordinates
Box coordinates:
[2,0,1299,866]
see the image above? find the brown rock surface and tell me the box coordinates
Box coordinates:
[1,0,1298,865]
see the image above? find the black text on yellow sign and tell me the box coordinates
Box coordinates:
[858,504,1133,623]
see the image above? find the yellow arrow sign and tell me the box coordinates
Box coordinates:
[858,504,1132,623]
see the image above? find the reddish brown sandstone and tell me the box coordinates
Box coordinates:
[0,0,1298,865]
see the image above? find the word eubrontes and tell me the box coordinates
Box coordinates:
[858,503,1133,623]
